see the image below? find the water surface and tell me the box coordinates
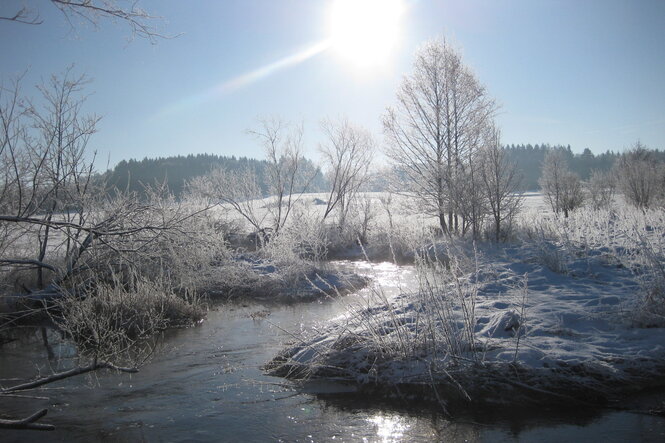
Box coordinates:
[1,261,664,442]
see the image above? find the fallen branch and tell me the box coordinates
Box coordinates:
[1,361,138,394]
[0,259,59,273]
[0,409,55,430]
[0,393,50,400]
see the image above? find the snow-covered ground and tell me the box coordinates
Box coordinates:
[267,204,665,408]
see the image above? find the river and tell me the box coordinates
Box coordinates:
[1,261,664,442]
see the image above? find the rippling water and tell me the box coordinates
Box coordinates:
[1,261,664,442]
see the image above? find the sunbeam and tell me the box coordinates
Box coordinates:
[152,40,331,120]
[217,40,332,93]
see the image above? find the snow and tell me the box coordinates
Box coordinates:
[478,243,664,370]
[267,207,665,407]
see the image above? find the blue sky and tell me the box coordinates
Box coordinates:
[1,0,664,169]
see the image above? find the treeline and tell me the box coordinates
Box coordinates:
[104,146,665,197]
[104,153,327,197]
[504,144,665,190]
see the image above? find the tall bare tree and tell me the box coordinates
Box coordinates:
[0,67,99,288]
[319,117,374,229]
[383,39,495,235]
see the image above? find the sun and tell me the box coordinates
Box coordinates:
[328,0,405,69]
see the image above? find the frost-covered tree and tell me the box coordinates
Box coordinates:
[383,39,495,235]
[587,169,615,210]
[615,142,664,210]
[480,127,522,241]
[0,68,100,288]
[188,166,265,231]
[0,71,212,431]
[248,118,317,235]
[1,0,165,41]
[454,147,487,238]
[539,150,584,217]
[319,117,374,230]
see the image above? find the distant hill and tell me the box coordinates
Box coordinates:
[104,153,326,198]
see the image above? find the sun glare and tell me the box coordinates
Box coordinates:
[329,0,404,69]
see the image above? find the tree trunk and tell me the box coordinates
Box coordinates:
[438,212,449,236]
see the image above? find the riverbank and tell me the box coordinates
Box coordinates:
[267,232,665,410]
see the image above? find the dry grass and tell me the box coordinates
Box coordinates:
[516,204,665,326]
[54,274,205,365]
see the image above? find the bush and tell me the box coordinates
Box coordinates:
[587,169,615,210]
[55,275,205,365]
[614,144,665,210]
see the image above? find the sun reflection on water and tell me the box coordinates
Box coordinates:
[367,414,409,442]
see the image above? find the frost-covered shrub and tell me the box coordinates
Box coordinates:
[539,150,585,217]
[74,193,232,297]
[411,247,481,359]
[261,206,328,265]
[587,169,616,210]
[614,144,665,210]
[56,275,205,365]
[630,225,665,327]
[157,206,232,293]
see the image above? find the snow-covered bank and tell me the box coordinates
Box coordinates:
[203,254,369,302]
[267,212,665,409]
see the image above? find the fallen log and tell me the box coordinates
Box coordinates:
[0,361,139,431]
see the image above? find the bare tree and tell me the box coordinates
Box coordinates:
[383,39,496,235]
[480,127,522,241]
[187,119,318,241]
[319,117,374,229]
[0,70,209,430]
[32,68,100,288]
[0,67,100,289]
[615,142,663,210]
[539,150,584,217]
[249,118,317,235]
[188,166,265,232]
[453,146,488,238]
[587,169,615,210]
[353,196,376,245]
[1,0,167,41]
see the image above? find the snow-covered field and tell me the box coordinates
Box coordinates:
[267,199,665,408]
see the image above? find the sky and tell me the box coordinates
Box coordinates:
[1,0,664,170]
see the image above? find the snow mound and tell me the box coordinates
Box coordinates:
[478,309,521,338]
